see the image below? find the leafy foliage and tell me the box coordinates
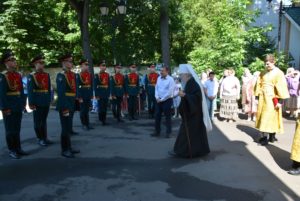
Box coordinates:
[0,0,285,74]
[0,0,80,68]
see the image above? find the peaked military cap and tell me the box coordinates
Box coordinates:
[1,50,14,64]
[31,54,45,64]
[79,58,88,65]
[59,53,73,62]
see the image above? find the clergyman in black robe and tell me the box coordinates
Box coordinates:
[173,76,210,158]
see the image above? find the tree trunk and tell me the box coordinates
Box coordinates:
[160,0,170,70]
[68,0,94,75]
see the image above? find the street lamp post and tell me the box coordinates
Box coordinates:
[99,1,127,65]
[278,0,283,55]
[266,0,285,67]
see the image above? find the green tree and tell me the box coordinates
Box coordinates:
[176,0,274,75]
[0,0,81,68]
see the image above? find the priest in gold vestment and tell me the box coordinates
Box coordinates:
[255,54,289,146]
[288,119,300,175]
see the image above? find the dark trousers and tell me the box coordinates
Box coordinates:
[147,94,156,117]
[33,106,49,140]
[70,110,75,132]
[59,111,72,152]
[98,98,108,123]
[112,96,122,120]
[155,98,172,134]
[80,99,90,126]
[3,111,22,152]
[128,95,138,118]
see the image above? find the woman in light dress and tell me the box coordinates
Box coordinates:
[245,71,260,121]
[286,69,300,118]
[241,68,253,114]
[219,69,241,122]
[173,78,181,118]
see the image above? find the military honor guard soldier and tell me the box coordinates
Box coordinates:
[76,58,94,130]
[111,64,125,122]
[144,63,159,118]
[56,53,80,158]
[0,51,29,159]
[27,54,53,146]
[125,64,140,120]
[94,61,111,126]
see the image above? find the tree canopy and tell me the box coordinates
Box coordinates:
[0,0,281,74]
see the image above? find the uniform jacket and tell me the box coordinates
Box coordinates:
[27,71,51,107]
[0,70,25,112]
[56,70,77,111]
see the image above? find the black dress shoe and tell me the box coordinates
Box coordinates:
[117,119,124,123]
[38,139,47,147]
[288,168,300,175]
[87,125,94,129]
[9,151,20,159]
[17,149,29,156]
[62,150,74,158]
[45,139,53,145]
[132,117,138,120]
[259,137,268,146]
[70,148,80,154]
[168,151,178,157]
[82,125,89,130]
[151,133,160,137]
[71,131,79,135]
[102,122,110,126]
[269,134,278,143]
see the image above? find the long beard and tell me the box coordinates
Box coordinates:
[181,81,186,90]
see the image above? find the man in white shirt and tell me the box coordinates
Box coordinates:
[204,72,219,120]
[153,66,175,138]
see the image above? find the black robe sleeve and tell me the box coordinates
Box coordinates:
[180,78,202,117]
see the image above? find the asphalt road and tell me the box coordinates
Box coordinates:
[0,110,299,201]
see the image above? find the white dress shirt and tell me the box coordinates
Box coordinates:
[204,79,219,97]
[155,75,175,102]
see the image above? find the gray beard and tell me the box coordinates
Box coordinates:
[181,82,186,90]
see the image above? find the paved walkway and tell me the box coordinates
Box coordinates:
[0,110,299,201]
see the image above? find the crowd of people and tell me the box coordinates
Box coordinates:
[0,50,299,176]
[199,55,300,175]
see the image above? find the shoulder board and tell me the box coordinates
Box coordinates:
[1,70,7,74]
[30,72,36,75]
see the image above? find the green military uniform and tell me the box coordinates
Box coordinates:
[125,70,140,120]
[0,51,28,159]
[56,68,77,155]
[145,69,159,118]
[111,68,125,122]
[94,70,110,125]
[27,55,52,146]
[0,67,27,160]
[76,68,93,129]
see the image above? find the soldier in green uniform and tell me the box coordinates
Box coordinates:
[144,63,159,118]
[56,53,80,158]
[125,64,140,120]
[0,51,28,159]
[111,64,125,122]
[76,58,94,130]
[27,54,53,146]
[94,61,111,125]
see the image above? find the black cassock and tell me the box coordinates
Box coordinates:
[174,77,210,158]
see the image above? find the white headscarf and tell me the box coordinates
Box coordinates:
[179,64,213,132]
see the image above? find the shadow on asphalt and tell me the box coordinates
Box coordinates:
[0,112,299,201]
[236,124,292,171]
